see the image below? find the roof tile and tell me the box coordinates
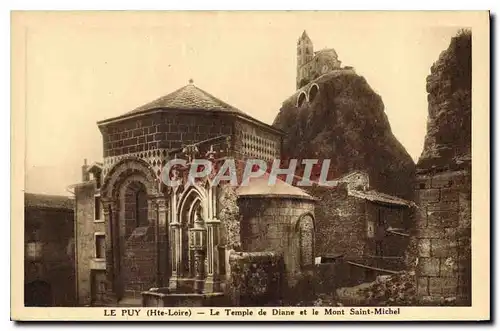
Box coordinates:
[126,83,246,116]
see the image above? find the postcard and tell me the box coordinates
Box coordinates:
[11,10,490,321]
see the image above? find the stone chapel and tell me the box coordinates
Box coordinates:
[72,81,317,306]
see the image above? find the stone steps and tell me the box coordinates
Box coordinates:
[117,296,143,307]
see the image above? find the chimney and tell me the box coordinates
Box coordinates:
[82,158,90,182]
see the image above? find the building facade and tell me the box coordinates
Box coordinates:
[73,81,318,306]
[24,193,76,307]
[309,171,414,285]
[296,30,342,89]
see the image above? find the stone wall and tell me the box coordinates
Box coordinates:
[100,111,234,158]
[75,181,106,306]
[233,118,282,162]
[227,251,284,306]
[237,196,315,286]
[415,169,471,305]
[414,30,472,306]
[307,184,367,258]
[297,49,342,89]
[217,184,241,250]
[24,206,76,306]
[365,202,410,259]
[121,226,157,298]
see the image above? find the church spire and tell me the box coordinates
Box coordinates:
[300,30,311,41]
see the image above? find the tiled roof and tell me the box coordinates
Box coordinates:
[348,189,414,207]
[25,193,74,210]
[125,83,246,116]
[314,48,339,58]
[236,172,314,200]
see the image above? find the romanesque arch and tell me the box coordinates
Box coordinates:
[308,83,319,103]
[99,156,166,302]
[100,156,160,201]
[296,91,308,107]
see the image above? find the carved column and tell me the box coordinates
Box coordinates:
[103,200,118,304]
[205,218,221,292]
[146,197,161,289]
[155,197,168,288]
[168,189,181,290]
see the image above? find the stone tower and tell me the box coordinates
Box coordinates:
[414,30,471,306]
[297,31,314,88]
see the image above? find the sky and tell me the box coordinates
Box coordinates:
[19,11,464,196]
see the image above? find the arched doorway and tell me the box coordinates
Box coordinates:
[25,280,52,307]
[100,157,165,301]
[118,179,153,298]
[177,186,206,281]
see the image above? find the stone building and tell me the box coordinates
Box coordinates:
[237,173,317,288]
[296,30,342,89]
[70,160,107,306]
[24,193,76,306]
[73,81,316,306]
[309,171,415,286]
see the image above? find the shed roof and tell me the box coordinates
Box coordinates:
[348,189,414,207]
[25,193,74,210]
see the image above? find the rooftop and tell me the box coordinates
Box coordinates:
[236,172,315,200]
[25,193,74,210]
[126,82,246,116]
[97,81,281,134]
[348,189,415,207]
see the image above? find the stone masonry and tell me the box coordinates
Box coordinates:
[414,30,472,306]
[415,168,471,305]
[74,181,106,306]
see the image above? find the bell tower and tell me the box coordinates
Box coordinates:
[297,30,314,89]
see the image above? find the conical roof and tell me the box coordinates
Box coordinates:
[125,82,246,116]
[236,172,314,200]
[300,30,311,41]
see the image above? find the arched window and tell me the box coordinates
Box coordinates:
[123,181,149,237]
[298,214,314,268]
[296,92,307,107]
[309,84,319,103]
[135,187,148,227]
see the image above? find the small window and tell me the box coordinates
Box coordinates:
[94,195,101,221]
[26,242,43,260]
[366,220,375,238]
[375,241,384,256]
[95,234,106,259]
